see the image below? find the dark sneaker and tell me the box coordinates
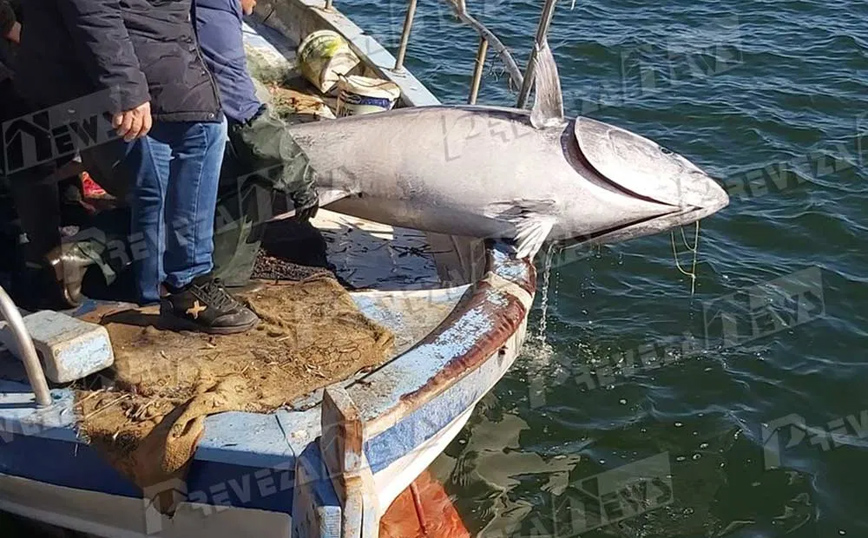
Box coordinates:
[160,276,259,334]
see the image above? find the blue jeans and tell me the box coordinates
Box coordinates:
[124,119,228,304]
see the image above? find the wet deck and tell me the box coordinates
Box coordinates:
[313,210,442,291]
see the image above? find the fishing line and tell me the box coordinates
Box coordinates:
[671,221,701,295]
[680,222,699,252]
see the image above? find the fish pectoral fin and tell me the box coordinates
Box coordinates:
[530,38,565,130]
[484,199,558,259]
[513,215,556,259]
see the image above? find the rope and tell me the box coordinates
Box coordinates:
[671,221,701,295]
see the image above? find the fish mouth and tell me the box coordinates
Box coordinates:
[565,204,724,247]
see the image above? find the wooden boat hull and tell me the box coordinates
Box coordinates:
[0,2,536,535]
[0,245,533,538]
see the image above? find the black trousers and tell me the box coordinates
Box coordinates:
[0,79,61,271]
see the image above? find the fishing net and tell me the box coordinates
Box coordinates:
[243,43,336,121]
[75,275,394,502]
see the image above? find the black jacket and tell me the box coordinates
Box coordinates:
[15,0,221,123]
[0,0,14,37]
[0,0,16,83]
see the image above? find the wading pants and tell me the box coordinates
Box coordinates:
[212,105,318,286]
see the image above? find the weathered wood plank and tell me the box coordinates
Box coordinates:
[293,444,342,538]
[321,387,380,538]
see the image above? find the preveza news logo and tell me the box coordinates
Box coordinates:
[762,410,868,470]
[2,90,117,174]
[761,413,807,470]
[141,462,294,535]
[702,267,825,350]
[535,452,673,537]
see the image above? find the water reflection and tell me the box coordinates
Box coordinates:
[435,387,816,537]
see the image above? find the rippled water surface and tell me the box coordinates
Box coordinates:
[5,0,867,536]
[344,0,868,536]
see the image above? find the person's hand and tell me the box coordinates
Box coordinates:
[292,189,319,222]
[240,0,257,15]
[4,21,20,44]
[112,101,152,142]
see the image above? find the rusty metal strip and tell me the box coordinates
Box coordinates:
[353,246,536,436]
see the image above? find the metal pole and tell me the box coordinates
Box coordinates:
[325,0,334,10]
[0,286,51,407]
[516,0,559,109]
[468,38,489,104]
[394,0,419,71]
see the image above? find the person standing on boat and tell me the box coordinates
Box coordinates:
[194,0,320,287]
[12,0,260,333]
[0,0,70,309]
[2,0,113,308]
[0,0,21,162]
[0,0,18,47]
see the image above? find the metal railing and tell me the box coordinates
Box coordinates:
[323,0,561,106]
[393,0,420,71]
[0,285,52,407]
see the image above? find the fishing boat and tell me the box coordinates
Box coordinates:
[0,0,544,536]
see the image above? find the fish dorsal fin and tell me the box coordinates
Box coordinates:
[530,39,565,130]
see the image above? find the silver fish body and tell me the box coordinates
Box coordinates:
[288,105,729,257]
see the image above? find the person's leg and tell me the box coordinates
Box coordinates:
[6,166,62,308]
[162,119,226,288]
[211,185,268,286]
[0,82,53,256]
[7,170,59,270]
[211,123,274,287]
[158,119,259,334]
[1,81,67,307]
[124,126,171,305]
[210,107,319,287]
